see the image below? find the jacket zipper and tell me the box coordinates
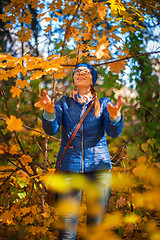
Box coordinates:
[81,106,85,173]
[81,122,84,173]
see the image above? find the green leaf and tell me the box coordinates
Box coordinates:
[147,138,155,148]
[2,128,8,135]
[121,159,129,168]
[141,143,148,152]
[10,185,17,194]
[130,98,134,104]
[17,178,27,188]
[127,144,140,159]
[118,227,124,237]
[18,191,26,199]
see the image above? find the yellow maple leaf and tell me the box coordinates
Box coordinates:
[132,163,148,179]
[53,9,63,17]
[137,156,147,163]
[57,199,80,216]
[44,25,52,33]
[95,35,111,60]
[27,226,37,235]
[30,70,44,80]
[105,212,123,229]
[109,0,119,17]
[25,166,33,174]
[6,115,23,132]
[129,26,136,33]
[95,42,110,60]
[10,86,22,98]
[37,13,45,19]
[83,23,92,41]
[21,207,31,215]
[34,101,44,110]
[54,70,67,80]
[16,79,29,88]
[48,168,56,174]
[86,22,92,33]
[42,212,50,218]
[110,25,120,32]
[132,189,160,210]
[44,17,58,22]
[18,28,32,42]
[19,154,32,165]
[0,143,8,153]
[0,210,14,222]
[44,174,71,193]
[5,23,13,29]
[108,60,127,74]
[124,213,140,224]
[24,215,34,225]
[9,144,18,155]
[97,2,108,20]
[121,27,128,34]
[112,172,134,191]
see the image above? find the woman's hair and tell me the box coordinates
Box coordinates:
[90,85,100,117]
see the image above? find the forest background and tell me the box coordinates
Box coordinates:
[0,0,160,239]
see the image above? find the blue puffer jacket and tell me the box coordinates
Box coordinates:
[42,96,123,173]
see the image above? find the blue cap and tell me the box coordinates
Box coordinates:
[73,63,97,86]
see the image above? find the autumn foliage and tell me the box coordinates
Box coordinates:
[0,0,160,239]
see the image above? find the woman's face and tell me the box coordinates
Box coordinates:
[73,66,93,89]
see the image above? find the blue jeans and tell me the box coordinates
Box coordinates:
[58,170,112,240]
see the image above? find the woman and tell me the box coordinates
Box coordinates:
[40,63,123,240]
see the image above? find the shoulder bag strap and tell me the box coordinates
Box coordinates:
[56,101,94,172]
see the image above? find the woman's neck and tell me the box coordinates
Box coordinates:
[77,87,91,95]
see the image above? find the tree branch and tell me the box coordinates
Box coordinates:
[0,167,20,189]
[61,50,160,67]
[23,124,60,141]
[27,183,34,206]
[92,50,160,67]
[14,131,26,154]
[40,194,45,213]
[32,135,44,154]
[44,136,48,169]
[0,117,60,141]
[0,89,10,117]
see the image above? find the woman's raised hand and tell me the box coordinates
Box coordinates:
[106,96,123,119]
[40,90,55,113]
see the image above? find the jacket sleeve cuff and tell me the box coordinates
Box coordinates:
[43,110,56,121]
[109,115,121,123]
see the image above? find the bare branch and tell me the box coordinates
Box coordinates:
[32,135,44,154]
